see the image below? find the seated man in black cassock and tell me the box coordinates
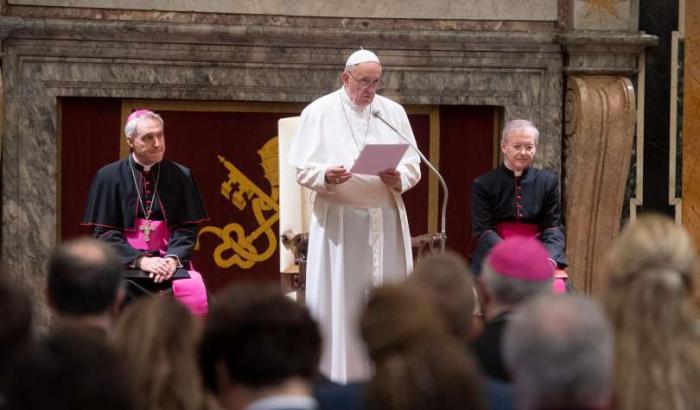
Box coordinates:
[82,109,209,315]
[471,119,567,292]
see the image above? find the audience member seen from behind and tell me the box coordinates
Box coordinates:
[0,279,33,404]
[360,283,485,410]
[409,250,479,342]
[503,294,613,410]
[409,251,514,410]
[47,236,124,337]
[199,284,321,410]
[472,236,554,382]
[5,327,135,410]
[111,296,211,410]
[604,214,700,410]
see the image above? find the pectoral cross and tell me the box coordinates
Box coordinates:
[139,219,153,243]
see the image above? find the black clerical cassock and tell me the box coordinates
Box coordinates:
[82,157,208,268]
[471,164,567,274]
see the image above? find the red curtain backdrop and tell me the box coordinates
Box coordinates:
[59,97,122,239]
[400,114,430,238]
[61,99,495,292]
[439,106,497,257]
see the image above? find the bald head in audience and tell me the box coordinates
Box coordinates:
[504,294,613,410]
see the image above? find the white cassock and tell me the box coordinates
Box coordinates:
[288,87,421,383]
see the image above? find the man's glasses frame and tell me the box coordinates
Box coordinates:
[347,71,383,90]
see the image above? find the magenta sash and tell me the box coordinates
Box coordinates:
[495,222,539,239]
[124,219,209,316]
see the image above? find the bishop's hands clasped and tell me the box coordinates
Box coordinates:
[325,166,352,185]
[139,256,178,283]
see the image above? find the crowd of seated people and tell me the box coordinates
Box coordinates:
[1,213,699,410]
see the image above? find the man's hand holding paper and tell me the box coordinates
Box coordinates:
[378,168,401,187]
[325,165,352,185]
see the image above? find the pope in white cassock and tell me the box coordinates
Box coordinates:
[288,49,421,383]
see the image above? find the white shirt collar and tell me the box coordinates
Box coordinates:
[244,395,318,410]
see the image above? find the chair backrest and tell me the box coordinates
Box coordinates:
[278,116,314,273]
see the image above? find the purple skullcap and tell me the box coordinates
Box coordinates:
[126,109,153,124]
[487,236,554,281]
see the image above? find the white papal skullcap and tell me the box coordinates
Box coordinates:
[345,49,380,67]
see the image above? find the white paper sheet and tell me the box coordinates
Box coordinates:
[349,144,410,176]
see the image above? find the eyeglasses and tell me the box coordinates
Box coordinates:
[347,71,383,90]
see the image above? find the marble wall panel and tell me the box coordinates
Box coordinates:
[571,0,637,31]
[5,8,562,33]
[8,0,559,21]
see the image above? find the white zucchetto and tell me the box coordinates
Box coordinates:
[345,49,380,67]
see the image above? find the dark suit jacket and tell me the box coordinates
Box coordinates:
[472,312,511,382]
[314,381,366,410]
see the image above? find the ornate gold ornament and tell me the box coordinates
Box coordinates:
[196,137,279,269]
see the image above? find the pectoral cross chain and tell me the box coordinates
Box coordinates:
[139,219,153,243]
[128,156,161,245]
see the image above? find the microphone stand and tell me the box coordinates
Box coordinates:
[373,111,448,252]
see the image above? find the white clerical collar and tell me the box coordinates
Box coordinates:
[503,161,524,177]
[340,86,370,113]
[131,153,157,171]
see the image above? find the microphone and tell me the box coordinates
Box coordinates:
[372,109,448,252]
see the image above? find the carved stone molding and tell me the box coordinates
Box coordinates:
[561,31,657,75]
[8,0,561,21]
[564,75,636,296]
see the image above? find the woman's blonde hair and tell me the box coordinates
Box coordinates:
[111,296,207,410]
[604,213,700,410]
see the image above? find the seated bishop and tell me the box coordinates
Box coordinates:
[471,119,567,293]
[82,109,209,315]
